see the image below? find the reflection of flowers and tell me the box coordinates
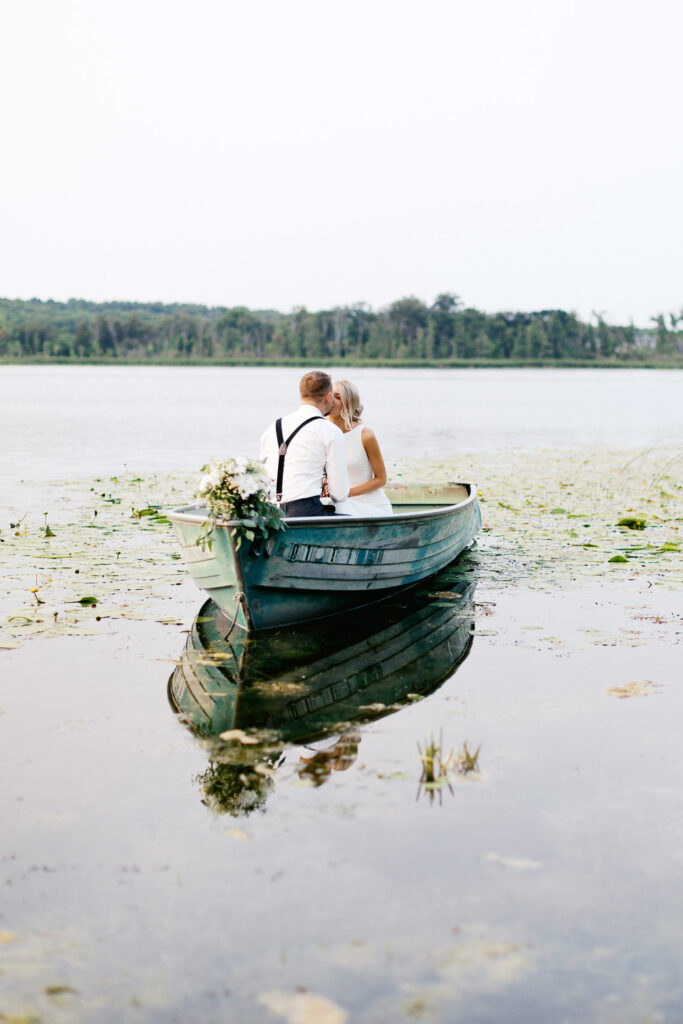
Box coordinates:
[195,457,285,548]
[196,762,275,817]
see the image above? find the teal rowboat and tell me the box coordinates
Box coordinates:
[168,482,481,632]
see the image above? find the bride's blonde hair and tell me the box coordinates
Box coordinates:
[334,380,363,431]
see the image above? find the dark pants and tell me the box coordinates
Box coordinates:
[280,496,338,518]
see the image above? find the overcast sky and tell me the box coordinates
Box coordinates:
[1,0,681,325]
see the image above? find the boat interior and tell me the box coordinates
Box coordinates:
[385,481,471,514]
[169,482,474,525]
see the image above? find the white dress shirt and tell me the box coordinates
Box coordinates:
[260,405,350,504]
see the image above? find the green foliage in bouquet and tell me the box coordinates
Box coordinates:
[195,457,285,549]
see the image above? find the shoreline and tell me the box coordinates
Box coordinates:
[2,357,683,370]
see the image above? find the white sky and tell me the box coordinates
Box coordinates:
[1,0,681,325]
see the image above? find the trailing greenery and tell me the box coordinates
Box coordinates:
[1,294,682,365]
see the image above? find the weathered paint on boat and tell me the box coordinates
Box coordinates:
[168,572,476,747]
[168,482,480,631]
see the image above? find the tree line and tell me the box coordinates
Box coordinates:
[1,294,681,364]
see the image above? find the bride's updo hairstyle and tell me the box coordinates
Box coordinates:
[334,380,363,431]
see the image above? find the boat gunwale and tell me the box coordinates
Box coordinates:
[168,483,478,530]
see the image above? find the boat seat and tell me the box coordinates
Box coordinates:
[385,482,469,506]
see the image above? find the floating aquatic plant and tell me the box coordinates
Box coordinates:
[605,679,661,699]
[1,447,680,652]
[617,515,647,530]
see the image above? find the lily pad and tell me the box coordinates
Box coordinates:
[45,984,80,996]
[605,679,661,699]
[617,516,646,530]
[219,728,259,745]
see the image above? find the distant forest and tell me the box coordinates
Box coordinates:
[1,295,682,365]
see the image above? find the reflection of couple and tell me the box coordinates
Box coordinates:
[260,370,392,518]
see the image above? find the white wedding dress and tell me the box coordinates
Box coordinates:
[333,425,393,517]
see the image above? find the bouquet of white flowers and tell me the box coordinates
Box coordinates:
[195,457,284,549]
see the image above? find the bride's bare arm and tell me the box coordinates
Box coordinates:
[348,428,388,497]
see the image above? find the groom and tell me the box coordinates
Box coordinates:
[260,370,350,517]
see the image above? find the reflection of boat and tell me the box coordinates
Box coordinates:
[169,567,476,750]
[168,482,481,631]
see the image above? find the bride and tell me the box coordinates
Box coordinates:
[326,379,393,517]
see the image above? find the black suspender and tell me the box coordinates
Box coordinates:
[275,416,320,505]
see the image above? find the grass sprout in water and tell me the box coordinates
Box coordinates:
[417,731,482,804]
[457,740,482,774]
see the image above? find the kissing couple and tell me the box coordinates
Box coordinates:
[260,370,393,518]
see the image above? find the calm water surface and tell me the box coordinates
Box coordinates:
[1,366,682,1022]
[1,365,681,483]
[3,577,681,1022]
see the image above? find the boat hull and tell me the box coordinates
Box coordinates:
[169,483,481,631]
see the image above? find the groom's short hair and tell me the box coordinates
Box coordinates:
[299,370,332,403]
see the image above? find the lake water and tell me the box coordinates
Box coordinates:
[1,366,682,485]
[1,367,682,1023]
